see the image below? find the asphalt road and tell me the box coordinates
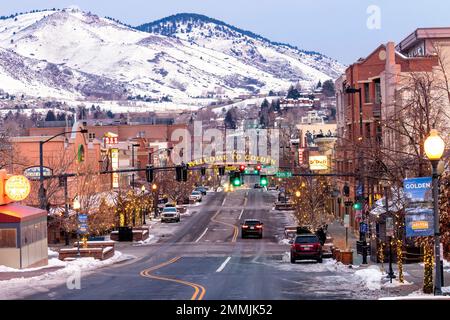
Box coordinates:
[26,188,380,300]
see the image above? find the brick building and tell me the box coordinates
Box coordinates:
[334,28,450,231]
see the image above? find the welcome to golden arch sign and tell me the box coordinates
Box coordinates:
[188,153,277,167]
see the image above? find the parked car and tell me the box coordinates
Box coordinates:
[290,234,323,263]
[267,185,278,191]
[161,207,180,223]
[194,186,207,195]
[189,191,203,202]
[254,183,262,189]
[241,219,264,239]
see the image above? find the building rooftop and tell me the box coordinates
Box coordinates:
[0,204,47,223]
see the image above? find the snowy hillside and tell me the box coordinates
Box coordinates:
[0,8,344,108]
[136,13,345,83]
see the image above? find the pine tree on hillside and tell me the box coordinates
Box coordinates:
[224,108,237,129]
[322,80,335,97]
[286,85,300,99]
[45,110,56,121]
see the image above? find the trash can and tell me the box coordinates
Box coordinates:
[118,227,133,242]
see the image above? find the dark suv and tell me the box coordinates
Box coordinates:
[241,219,263,239]
[290,234,323,263]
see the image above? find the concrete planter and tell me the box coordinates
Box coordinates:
[340,251,353,265]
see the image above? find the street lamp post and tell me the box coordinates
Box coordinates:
[152,183,158,218]
[73,197,81,257]
[383,183,396,282]
[424,129,445,296]
[141,185,146,225]
[131,143,140,189]
[39,129,88,210]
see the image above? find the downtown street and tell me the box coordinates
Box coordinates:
[2,187,386,300]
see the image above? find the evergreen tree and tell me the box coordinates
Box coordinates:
[224,108,237,129]
[106,110,114,119]
[286,85,300,99]
[45,110,56,121]
[322,80,336,97]
[317,80,322,88]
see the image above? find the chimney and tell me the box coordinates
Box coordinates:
[386,42,396,66]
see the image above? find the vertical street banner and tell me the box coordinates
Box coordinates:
[111,148,119,188]
[404,177,433,237]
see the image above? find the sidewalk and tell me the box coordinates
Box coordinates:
[327,220,450,296]
[327,220,363,264]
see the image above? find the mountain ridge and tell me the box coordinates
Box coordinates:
[0,8,344,109]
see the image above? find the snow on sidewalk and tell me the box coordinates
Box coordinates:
[0,250,134,300]
[133,235,158,246]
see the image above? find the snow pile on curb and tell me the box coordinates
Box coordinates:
[0,248,64,273]
[381,279,413,288]
[278,239,292,245]
[133,235,158,246]
[279,252,351,273]
[354,266,383,290]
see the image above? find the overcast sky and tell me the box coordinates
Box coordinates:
[1,0,449,64]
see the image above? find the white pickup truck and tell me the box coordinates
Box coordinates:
[161,207,180,223]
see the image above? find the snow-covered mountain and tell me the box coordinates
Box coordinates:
[136,13,344,82]
[0,8,344,107]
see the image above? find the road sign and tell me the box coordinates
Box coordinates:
[23,166,53,180]
[78,214,89,234]
[360,222,368,234]
[276,172,292,178]
[356,184,363,197]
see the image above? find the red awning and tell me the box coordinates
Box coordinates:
[0,204,47,223]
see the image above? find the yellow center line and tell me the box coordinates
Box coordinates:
[140,257,206,300]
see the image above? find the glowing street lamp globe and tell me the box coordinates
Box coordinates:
[295,191,301,198]
[73,197,81,210]
[424,129,445,161]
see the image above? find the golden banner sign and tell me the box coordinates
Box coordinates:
[412,221,429,230]
[188,153,276,167]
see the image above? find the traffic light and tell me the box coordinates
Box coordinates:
[353,202,362,210]
[218,166,225,176]
[343,185,350,197]
[260,175,268,187]
[146,165,154,183]
[201,167,206,177]
[230,172,241,187]
[176,165,182,182]
[256,164,262,171]
[182,165,188,182]
[239,164,246,172]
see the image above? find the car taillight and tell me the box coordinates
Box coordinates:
[314,243,321,250]
[242,225,249,229]
[256,225,263,229]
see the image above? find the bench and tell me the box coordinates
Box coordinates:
[59,246,115,261]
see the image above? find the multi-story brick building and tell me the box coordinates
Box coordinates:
[334,28,450,231]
